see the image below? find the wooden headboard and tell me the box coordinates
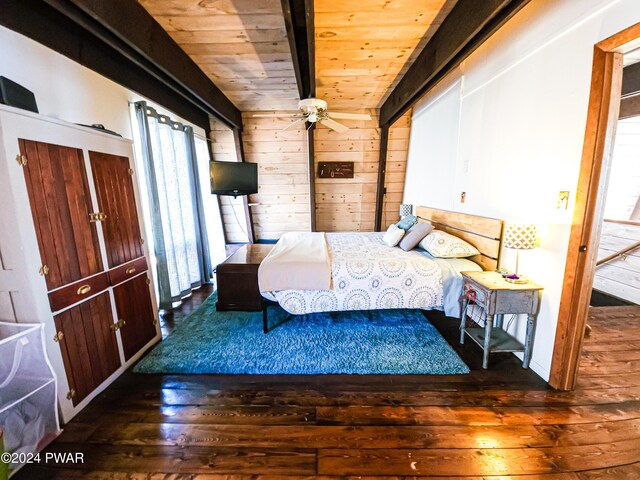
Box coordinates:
[415,206,504,271]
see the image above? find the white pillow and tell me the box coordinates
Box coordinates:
[383,224,405,247]
[419,230,480,258]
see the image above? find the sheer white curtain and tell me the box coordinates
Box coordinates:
[135,102,211,309]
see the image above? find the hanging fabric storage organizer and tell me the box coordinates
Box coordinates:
[0,322,59,476]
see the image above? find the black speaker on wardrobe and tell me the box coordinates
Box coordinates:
[0,76,38,113]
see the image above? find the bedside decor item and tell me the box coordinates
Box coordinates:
[398,222,433,251]
[419,230,480,258]
[503,223,537,284]
[399,203,413,219]
[383,224,406,247]
[396,214,418,230]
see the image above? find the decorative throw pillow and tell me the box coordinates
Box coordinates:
[419,230,480,258]
[396,214,417,230]
[398,222,434,251]
[383,224,405,247]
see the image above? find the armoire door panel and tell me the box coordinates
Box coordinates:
[89,151,144,268]
[53,292,120,406]
[19,139,103,290]
[113,274,157,361]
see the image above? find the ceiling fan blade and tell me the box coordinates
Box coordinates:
[321,118,349,133]
[282,118,306,131]
[252,112,302,118]
[328,112,372,120]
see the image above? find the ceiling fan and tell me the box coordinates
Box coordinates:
[253,98,371,133]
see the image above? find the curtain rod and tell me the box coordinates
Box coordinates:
[129,101,215,145]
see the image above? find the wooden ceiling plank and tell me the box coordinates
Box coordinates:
[154,14,287,32]
[379,0,531,126]
[139,0,282,16]
[315,0,452,111]
[168,28,288,45]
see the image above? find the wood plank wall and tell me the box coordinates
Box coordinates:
[594,220,640,304]
[314,111,411,232]
[211,111,411,241]
[242,112,312,239]
[209,117,250,244]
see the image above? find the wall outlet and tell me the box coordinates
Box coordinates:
[460,191,466,203]
[558,191,569,209]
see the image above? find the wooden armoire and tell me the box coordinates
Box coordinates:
[0,104,159,423]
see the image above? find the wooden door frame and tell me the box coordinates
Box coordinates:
[549,23,640,390]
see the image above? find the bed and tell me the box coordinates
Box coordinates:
[260,207,504,328]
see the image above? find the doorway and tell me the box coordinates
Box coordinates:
[550,23,640,390]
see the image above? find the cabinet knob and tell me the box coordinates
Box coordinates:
[126,266,136,275]
[77,284,92,295]
[53,331,64,342]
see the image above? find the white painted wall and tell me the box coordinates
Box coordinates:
[0,25,206,139]
[404,0,640,380]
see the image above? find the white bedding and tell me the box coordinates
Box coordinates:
[258,232,331,292]
[261,232,481,316]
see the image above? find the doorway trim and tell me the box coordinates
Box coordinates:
[549,23,640,390]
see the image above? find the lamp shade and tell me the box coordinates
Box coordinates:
[504,223,537,250]
[399,204,413,218]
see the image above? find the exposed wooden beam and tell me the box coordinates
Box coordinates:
[0,0,212,130]
[40,0,242,130]
[233,129,256,244]
[374,124,390,232]
[622,61,640,98]
[379,0,531,127]
[281,0,315,100]
[282,0,315,232]
[307,124,317,232]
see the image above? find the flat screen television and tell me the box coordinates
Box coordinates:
[210,161,258,197]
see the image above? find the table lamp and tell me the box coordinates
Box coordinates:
[503,222,537,284]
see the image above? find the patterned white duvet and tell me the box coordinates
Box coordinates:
[262,232,444,315]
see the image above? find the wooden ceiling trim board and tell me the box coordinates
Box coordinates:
[43,0,242,130]
[379,0,531,127]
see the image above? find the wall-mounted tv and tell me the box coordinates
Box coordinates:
[210,161,258,197]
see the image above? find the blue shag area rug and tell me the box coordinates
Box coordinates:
[134,293,469,375]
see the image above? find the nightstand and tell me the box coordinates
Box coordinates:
[459,271,543,369]
[215,244,273,311]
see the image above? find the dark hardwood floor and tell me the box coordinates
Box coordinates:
[18,286,640,478]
